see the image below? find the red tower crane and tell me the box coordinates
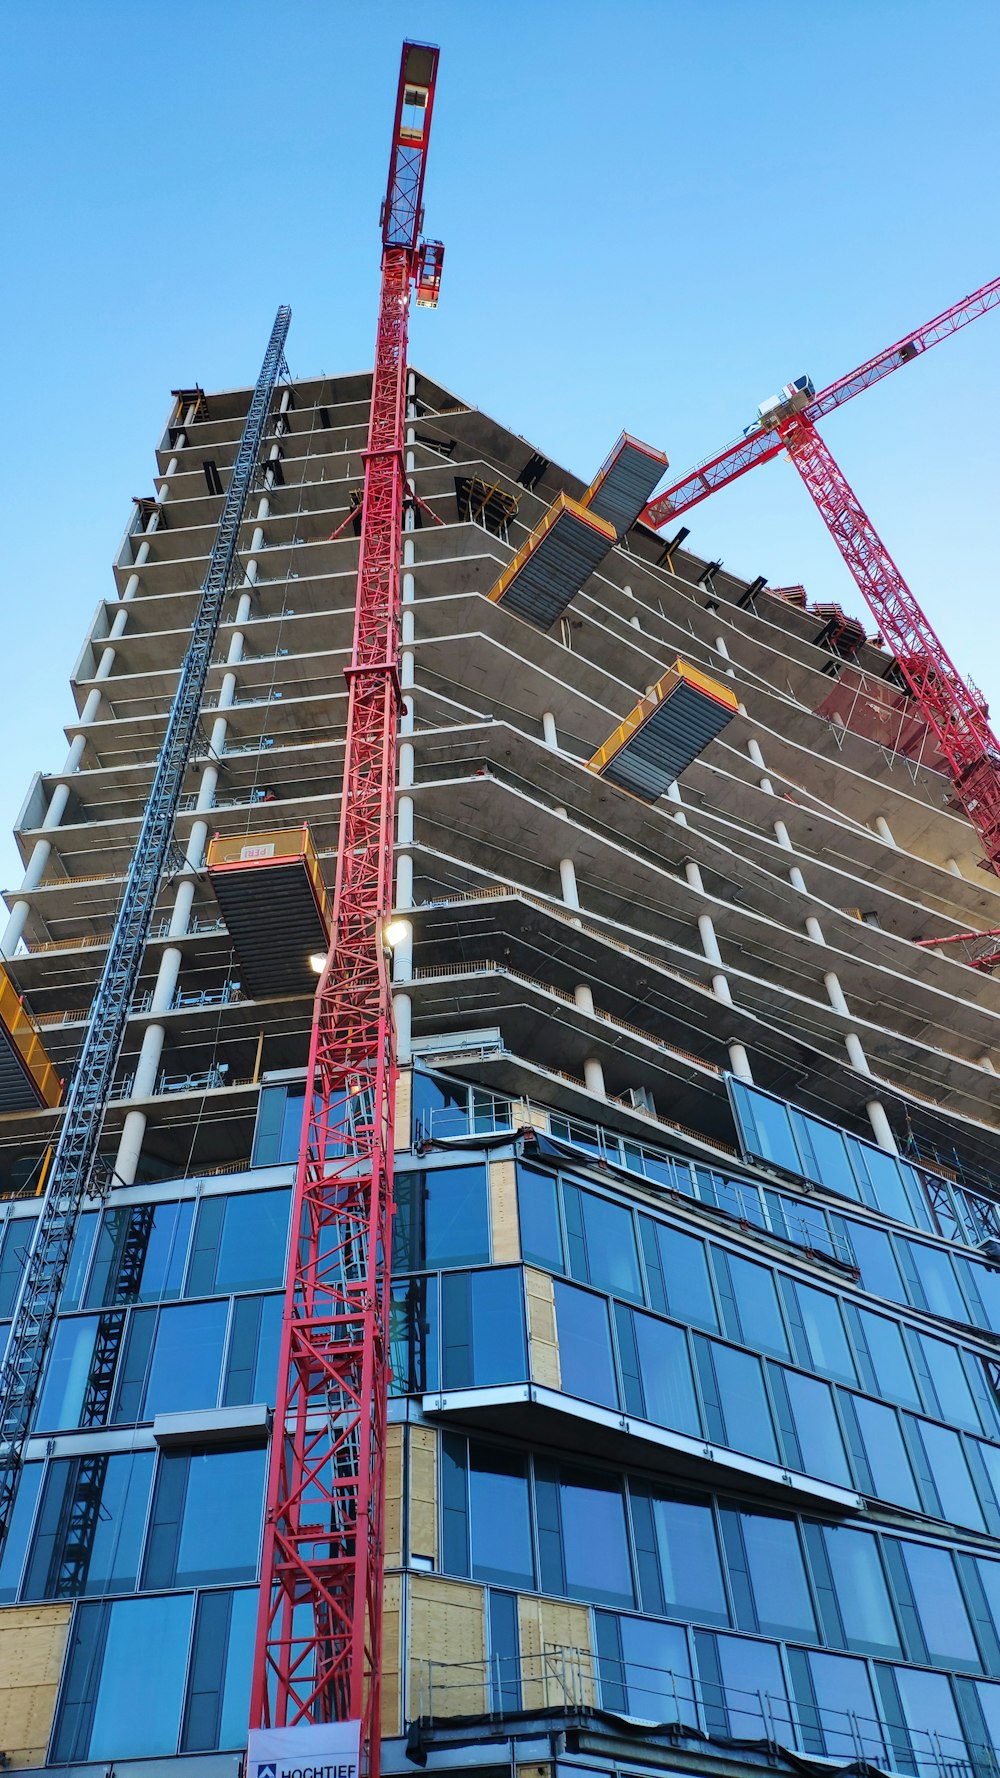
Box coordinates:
[641,278,1000,874]
[249,42,442,1775]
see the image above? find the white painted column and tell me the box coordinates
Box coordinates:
[728,1042,753,1080]
[866,1099,898,1154]
[665,780,687,824]
[574,983,595,1015]
[390,919,414,984]
[947,858,963,878]
[845,1032,871,1074]
[698,914,722,968]
[824,971,850,1017]
[559,857,580,909]
[542,711,558,750]
[805,915,825,943]
[874,815,897,847]
[583,1056,606,1098]
[773,820,792,851]
[788,866,808,893]
[394,993,413,1065]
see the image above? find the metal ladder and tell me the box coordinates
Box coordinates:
[0,304,292,1553]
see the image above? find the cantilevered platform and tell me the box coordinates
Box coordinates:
[0,967,61,1112]
[206,824,331,998]
[581,432,668,538]
[588,659,739,801]
[487,493,616,629]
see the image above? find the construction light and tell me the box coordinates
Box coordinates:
[383,918,410,949]
[309,952,327,974]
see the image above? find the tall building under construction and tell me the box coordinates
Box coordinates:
[1,354,1000,1778]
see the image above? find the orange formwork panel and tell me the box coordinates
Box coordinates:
[582,432,668,539]
[206,824,332,998]
[0,967,62,1113]
[589,658,739,802]
[487,492,616,630]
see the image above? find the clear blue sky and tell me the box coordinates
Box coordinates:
[1,0,998,893]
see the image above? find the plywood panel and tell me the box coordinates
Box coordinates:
[517,1596,593,1710]
[409,1577,485,1719]
[394,1069,412,1152]
[409,1424,438,1563]
[381,1575,403,1737]
[385,1424,403,1568]
[525,1266,560,1388]
[489,1159,521,1263]
[0,1603,72,1767]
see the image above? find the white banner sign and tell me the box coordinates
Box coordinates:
[247,1721,362,1778]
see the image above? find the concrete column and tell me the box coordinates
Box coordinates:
[747,738,766,770]
[390,919,414,984]
[698,913,723,968]
[168,878,197,939]
[398,743,414,790]
[43,784,71,831]
[714,636,737,678]
[874,815,897,846]
[947,857,963,878]
[394,991,413,1065]
[196,765,219,814]
[583,1056,606,1098]
[395,851,414,912]
[629,613,641,630]
[559,857,580,909]
[805,915,825,943]
[788,866,808,893]
[542,711,558,750]
[685,860,705,894]
[713,974,733,1005]
[397,795,414,846]
[574,983,595,1015]
[758,776,775,796]
[824,971,850,1017]
[866,1099,898,1154]
[1,838,55,956]
[186,818,209,871]
[773,820,792,851]
[665,780,687,824]
[728,1042,753,1080]
[845,1031,871,1074]
[150,947,183,1015]
[980,1056,996,1074]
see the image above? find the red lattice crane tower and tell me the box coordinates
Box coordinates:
[642,278,1000,873]
[250,42,442,1773]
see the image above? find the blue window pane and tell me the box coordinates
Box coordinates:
[630,1310,699,1435]
[821,1525,901,1656]
[215,1190,290,1292]
[705,1341,779,1464]
[793,1282,856,1383]
[89,1594,193,1758]
[800,1651,886,1763]
[554,1280,617,1408]
[850,1395,921,1510]
[917,1419,985,1532]
[731,1081,800,1174]
[782,1369,852,1486]
[857,1308,921,1410]
[35,1316,99,1431]
[919,1334,982,1432]
[183,1588,258,1751]
[619,1616,692,1720]
[566,1186,642,1301]
[425,1166,490,1267]
[722,1253,789,1358]
[642,1220,718,1331]
[707,1633,791,1741]
[224,1292,283,1407]
[558,1466,634,1607]
[0,1216,35,1316]
[890,1666,968,1778]
[973,1682,1000,1766]
[729,1509,815,1640]
[147,1449,265,1587]
[412,1070,469,1141]
[649,1492,728,1626]
[516,1163,564,1271]
[441,1268,525,1388]
[904,1240,968,1322]
[132,1300,229,1420]
[389,1277,438,1394]
[87,1201,193,1307]
[468,1443,533,1588]
[844,1219,907,1302]
[790,1111,857,1198]
[28,1451,154,1599]
[0,1461,40,1601]
[253,1082,306,1165]
[898,1540,980,1670]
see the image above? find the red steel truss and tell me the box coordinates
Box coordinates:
[643,274,1000,528]
[777,413,1000,872]
[250,42,441,1771]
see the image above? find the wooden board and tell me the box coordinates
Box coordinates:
[524,1266,561,1388]
[409,1576,485,1720]
[385,1423,404,1567]
[382,1575,403,1737]
[0,1603,72,1767]
[409,1424,438,1563]
[489,1159,521,1263]
[517,1595,594,1711]
[394,1069,412,1152]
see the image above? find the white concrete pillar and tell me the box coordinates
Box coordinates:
[114,1111,150,1188]
[698,913,723,968]
[758,776,775,796]
[685,860,705,894]
[713,974,733,1005]
[583,1056,606,1098]
[394,991,413,1065]
[980,1056,996,1074]
[1,837,54,956]
[728,1042,753,1081]
[43,784,71,831]
[866,1099,898,1154]
[150,947,183,1016]
[805,915,825,944]
[186,818,209,871]
[397,795,414,846]
[196,765,219,814]
[168,878,197,939]
[395,852,414,912]
[788,866,808,893]
[715,636,731,660]
[559,857,580,909]
[773,820,792,851]
[824,971,850,1017]
[574,983,595,1015]
[845,1032,871,1074]
[398,744,414,790]
[666,780,687,824]
[629,613,641,630]
[874,815,897,847]
[542,711,558,750]
[747,738,766,770]
[390,919,414,984]
[947,857,963,878]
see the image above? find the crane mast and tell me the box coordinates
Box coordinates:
[639,277,1000,873]
[249,43,441,1772]
[0,304,292,1556]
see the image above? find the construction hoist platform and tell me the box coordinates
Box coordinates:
[249,42,442,1778]
[0,303,291,1556]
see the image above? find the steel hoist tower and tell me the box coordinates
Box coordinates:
[641,277,1000,874]
[249,43,442,1773]
[0,303,292,1553]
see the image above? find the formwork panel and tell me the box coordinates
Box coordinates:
[589,659,739,801]
[0,967,61,1113]
[206,823,331,998]
[582,431,668,538]
[487,494,616,629]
